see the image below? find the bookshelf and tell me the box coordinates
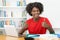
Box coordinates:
[0,0,27,35]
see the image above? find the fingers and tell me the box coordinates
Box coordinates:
[43,18,46,25]
[44,18,46,22]
[42,18,46,27]
[42,18,50,28]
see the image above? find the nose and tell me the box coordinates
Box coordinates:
[34,11,39,14]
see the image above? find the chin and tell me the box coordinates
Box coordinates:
[34,16,39,18]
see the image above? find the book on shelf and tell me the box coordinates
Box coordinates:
[0,10,6,17]
[2,0,6,6]
[22,10,27,17]
[0,20,4,28]
[17,0,26,6]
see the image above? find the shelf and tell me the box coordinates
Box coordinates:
[0,17,27,19]
[0,27,21,30]
[0,6,26,8]
[0,28,4,29]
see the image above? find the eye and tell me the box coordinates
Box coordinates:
[32,10,36,12]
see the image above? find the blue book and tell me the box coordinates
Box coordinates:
[55,34,60,38]
[26,34,40,38]
[0,21,4,28]
[17,1,20,6]
[4,11,6,17]
[23,0,26,6]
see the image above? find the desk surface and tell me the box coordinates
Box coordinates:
[0,35,60,40]
[0,35,25,40]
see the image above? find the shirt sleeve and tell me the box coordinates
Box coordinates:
[45,18,52,28]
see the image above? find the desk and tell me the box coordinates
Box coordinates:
[0,35,60,40]
[0,35,25,40]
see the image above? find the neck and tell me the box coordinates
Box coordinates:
[33,17,40,21]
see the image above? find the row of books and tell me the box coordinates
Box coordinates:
[0,18,26,28]
[0,0,26,6]
[17,0,26,6]
[0,10,27,17]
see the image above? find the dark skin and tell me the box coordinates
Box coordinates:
[19,7,55,36]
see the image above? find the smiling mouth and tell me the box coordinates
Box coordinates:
[35,14,39,16]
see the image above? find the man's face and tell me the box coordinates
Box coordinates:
[31,7,40,18]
